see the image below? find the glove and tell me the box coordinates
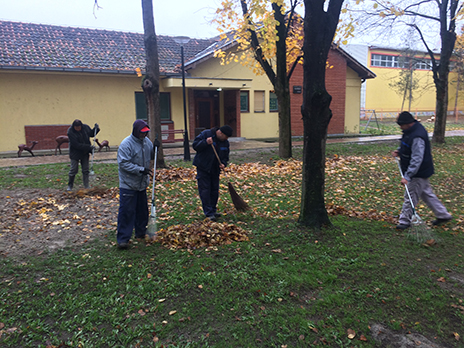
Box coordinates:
[90,146,96,153]
[94,123,99,129]
[153,139,161,149]
[140,167,150,175]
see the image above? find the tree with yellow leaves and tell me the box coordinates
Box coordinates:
[213,0,304,159]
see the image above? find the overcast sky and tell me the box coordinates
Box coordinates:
[0,0,222,38]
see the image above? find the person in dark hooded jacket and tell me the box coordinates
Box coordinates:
[116,119,159,250]
[67,119,100,191]
[392,111,452,229]
[192,125,232,221]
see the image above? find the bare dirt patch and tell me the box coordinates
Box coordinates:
[0,188,119,259]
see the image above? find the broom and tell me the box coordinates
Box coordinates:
[211,143,249,211]
[396,158,435,244]
[147,144,159,240]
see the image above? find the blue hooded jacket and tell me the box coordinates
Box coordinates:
[117,120,154,191]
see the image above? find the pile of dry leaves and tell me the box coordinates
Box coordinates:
[155,220,249,250]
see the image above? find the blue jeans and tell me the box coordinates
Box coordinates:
[117,188,149,244]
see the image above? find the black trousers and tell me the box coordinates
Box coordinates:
[196,167,220,217]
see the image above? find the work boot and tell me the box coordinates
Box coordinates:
[83,174,89,189]
[67,175,75,191]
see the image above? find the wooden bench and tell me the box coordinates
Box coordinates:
[161,129,184,143]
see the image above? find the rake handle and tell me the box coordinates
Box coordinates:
[396,157,416,211]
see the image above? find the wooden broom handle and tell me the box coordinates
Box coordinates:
[211,143,221,162]
[211,143,225,173]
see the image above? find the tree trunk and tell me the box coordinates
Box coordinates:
[431,0,458,144]
[141,0,166,167]
[433,72,448,143]
[299,0,344,229]
[273,2,292,159]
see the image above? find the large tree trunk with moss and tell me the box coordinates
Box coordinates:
[299,0,344,229]
[141,0,166,167]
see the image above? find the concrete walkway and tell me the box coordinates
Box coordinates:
[0,130,462,168]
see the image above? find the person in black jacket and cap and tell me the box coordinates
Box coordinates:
[392,111,452,229]
[193,125,233,221]
[67,119,100,191]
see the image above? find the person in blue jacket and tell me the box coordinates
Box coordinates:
[67,119,99,191]
[193,125,233,221]
[116,119,159,250]
[392,111,452,230]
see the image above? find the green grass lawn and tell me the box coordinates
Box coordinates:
[0,137,463,347]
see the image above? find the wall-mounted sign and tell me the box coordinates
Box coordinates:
[293,86,302,94]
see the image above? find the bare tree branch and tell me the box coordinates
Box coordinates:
[93,0,102,19]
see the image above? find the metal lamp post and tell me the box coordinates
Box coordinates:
[174,36,191,161]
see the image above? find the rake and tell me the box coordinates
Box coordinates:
[211,144,249,211]
[396,158,435,244]
[147,144,158,239]
[89,127,97,181]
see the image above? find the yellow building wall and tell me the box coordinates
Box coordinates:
[189,56,279,139]
[345,67,362,134]
[0,70,186,152]
[365,48,463,117]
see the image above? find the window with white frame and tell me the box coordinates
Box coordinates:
[371,53,434,70]
[371,54,399,68]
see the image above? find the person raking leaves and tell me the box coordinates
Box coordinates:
[193,125,233,221]
[67,119,100,191]
[392,111,452,230]
[116,120,160,250]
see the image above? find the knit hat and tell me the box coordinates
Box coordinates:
[396,112,416,125]
[72,119,83,127]
[219,125,233,137]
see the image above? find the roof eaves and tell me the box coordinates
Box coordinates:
[0,65,138,75]
[333,44,376,79]
[186,37,239,68]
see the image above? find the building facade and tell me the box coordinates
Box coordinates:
[0,20,374,153]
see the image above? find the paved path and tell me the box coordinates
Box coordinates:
[0,131,462,168]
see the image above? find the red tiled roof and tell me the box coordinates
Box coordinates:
[0,20,216,74]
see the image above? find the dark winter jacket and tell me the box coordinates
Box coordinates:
[67,124,99,160]
[117,120,154,191]
[399,121,434,179]
[192,128,230,173]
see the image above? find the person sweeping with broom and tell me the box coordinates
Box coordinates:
[193,125,233,221]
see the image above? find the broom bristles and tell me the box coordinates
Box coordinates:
[228,182,250,211]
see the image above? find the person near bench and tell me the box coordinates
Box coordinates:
[67,119,99,191]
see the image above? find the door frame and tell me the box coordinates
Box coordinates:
[195,97,214,129]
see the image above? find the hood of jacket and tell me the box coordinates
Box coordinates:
[132,119,149,139]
